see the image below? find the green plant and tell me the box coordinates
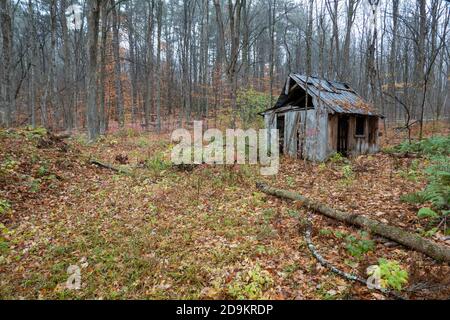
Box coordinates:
[227,265,273,300]
[421,163,450,211]
[342,165,354,179]
[367,259,409,291]
[145,153,171,174]
[402,159,449,227]
[287,209,300,219]
[334,231,346,239]
[394,136,450,157]
[318,163,327,172]
[0,223,10,255]
[286,176,295,188]
[37,165,49,177]
[25,127,47,140]
[237,89,270,128]
[0,158,19,175]
[0,199,11,215]
[137,137,149,148]
[251,192,266,207]
[417,207,439,219]
[345,232,375,258]
[340,164,355,186]
[319,229,333,236]
[400,159,422,181]
[30,179,41,193]
[329,152,345,163]
[397,137,450,228]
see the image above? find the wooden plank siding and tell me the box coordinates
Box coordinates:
[265,110,380,162]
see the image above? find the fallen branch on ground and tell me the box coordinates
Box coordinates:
[256,182,450,263]
[299,216,406,300]
[90,160,120,172]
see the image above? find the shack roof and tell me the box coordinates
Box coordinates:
[263,74,382,117]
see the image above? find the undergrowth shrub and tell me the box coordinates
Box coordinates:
[367,259,409,291]
[393,136,450,157]
[227,264,273,300]
[344,231,375,258]
[398,137,450,228]
[145,153,171,174]
[0,200,11,216]
[237,89,270,129]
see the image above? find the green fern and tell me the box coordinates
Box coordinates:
[398,137,450,224]
[422,167,450,210]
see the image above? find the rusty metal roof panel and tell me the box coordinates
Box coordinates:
[289,74,381,116]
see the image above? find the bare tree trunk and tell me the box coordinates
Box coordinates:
[342,0,358,82]
[224,0,243,128]
[50,0,58,128]
[326,0,340,78]
[268,0,276,106]
[86,0,101,141]
[0,0,13,127]
[111,0,125,128]
[388,0,398,123]
[126,0,138,125]
[200,0,210,119]
[417,0,426,139]
[144,0,154,131]
[60,0,73,132]
[155,0,163,133]
[99,0,109,134]
[27,0,37,128]
[241,0,250,88]
[213,0,225,126]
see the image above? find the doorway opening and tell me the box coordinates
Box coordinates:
[337,116,349,156]
[277,114,285,154]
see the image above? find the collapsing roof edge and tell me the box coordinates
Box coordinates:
[262,74,383,117]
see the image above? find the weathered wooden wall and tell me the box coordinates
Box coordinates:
[327,114,338,152]
[265,109,380,162]
[347,116,380,156]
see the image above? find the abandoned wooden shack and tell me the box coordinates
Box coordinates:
[261,74,383,161]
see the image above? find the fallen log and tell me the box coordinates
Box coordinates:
[256,182,450,263]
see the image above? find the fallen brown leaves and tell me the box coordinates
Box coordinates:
[0,128,448,300]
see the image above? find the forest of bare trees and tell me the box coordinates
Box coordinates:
[0,0,449,140]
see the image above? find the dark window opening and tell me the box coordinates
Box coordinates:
[285,86,314,109]
[355,117,366,136]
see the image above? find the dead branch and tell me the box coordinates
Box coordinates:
[90,160,120,172]
[299,216,406,300]
[256,182,450,263]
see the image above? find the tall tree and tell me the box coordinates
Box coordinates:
[60,0,74,131]
[155,0,163,132]
[86,0,101,141]
[0,0,13,126]
[111,0,125,127]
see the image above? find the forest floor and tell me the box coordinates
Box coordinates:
[0,125,449,300]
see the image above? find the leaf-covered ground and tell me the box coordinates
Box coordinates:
[0,128,449,300]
